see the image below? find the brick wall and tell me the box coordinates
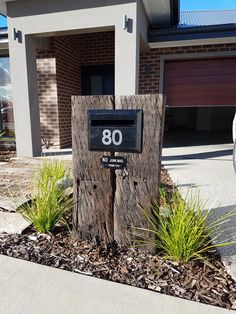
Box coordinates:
[37,48,60,148]
[139,43,236,94]
[78,31,115,66]
[53,35,80,148]
[36,31,114,149]
[37,35,80,149]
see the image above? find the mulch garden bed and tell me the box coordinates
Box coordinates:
[0,231,235,309]
[0,150,16,162]
[0,167,235,310]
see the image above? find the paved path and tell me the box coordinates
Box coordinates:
[0,254,230,314]
[162,141,236,278]
[0,156,72,234]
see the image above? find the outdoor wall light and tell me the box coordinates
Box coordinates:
[13,28,22,43]
[123,15,128,30]
[122,15,133,33]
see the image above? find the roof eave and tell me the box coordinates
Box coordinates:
[149,23,236,44]
[142,0,179,27]
[1,0,180,28]
[0,0,16,15]
[0,2,6,15]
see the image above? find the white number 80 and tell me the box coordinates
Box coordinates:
[102,129,123,146]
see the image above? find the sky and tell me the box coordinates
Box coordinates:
[181,0,236,11]
[0,15,6,28]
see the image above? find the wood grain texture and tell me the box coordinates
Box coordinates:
[72,95,114,242]
[72,94,165,245]
[114,94,165,245]
[164,58,236,107]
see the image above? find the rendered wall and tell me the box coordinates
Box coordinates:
[7,0,146,155]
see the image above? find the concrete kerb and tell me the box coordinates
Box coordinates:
[0,254,231,314]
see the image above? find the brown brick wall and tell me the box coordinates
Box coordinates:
[53,35,80,148]
[139,42,236,94]
[36,31,114,149]
[78,31,115,65]
[37,47,60,148]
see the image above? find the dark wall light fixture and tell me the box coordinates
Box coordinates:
[13,28,22,43]
[122,15,133,33]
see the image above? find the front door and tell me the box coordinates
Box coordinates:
[81,65,114,95]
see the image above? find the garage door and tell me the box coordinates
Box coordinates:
[164,58,236,107]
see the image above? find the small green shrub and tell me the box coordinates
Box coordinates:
[0,131,15,142]
[20,159,73,234]
[136,189,236,263]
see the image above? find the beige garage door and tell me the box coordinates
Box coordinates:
[164,58,236,107]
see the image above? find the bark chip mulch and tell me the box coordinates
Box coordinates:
[0,150,16,162]
[0,230,235,310]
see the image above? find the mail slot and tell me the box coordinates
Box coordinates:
[88,109,143,152]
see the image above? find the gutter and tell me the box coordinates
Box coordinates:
[0,27,8,38]
[0,27,8,49]
[148,23,236,45]
[170,0,179,26]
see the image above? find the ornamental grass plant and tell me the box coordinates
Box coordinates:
[20,159,73,234]
[0,131,15,141]
[136,188,236,263]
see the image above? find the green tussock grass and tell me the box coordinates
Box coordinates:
[135,188,236,263]
[0,131,15,142]
[20,159,73,234]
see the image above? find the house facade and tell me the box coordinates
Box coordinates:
[0,0,236,156]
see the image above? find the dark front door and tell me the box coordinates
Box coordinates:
[81,65,114,95]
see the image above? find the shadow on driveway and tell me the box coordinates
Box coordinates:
[163,149,233,161]
[207,205,236,257]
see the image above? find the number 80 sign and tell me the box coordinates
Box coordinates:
[102,129,123,146]
[88,109,143,153]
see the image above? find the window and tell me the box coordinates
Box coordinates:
[0,57,14,136]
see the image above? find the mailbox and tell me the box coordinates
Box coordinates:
[88,109,143,152]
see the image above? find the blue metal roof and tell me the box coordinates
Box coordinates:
[180,10,236,27]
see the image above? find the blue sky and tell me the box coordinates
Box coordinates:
[0,15,6,28]
[181,0,236,11]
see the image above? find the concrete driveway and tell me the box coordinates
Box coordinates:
[162,131,236,278]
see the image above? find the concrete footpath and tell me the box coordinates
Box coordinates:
[162,141,236,279]
[0,254,231,314]
[162,142,236,209]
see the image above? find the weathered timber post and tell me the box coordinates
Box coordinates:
[72,96,115,242]
[114,95,165,244]
[72,94,165,245]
